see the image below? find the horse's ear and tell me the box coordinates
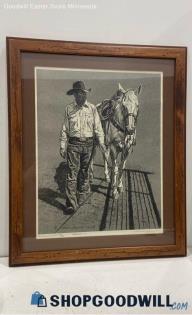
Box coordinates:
[135,84,142,95]
[118,83,126,93]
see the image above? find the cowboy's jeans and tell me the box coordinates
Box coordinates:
[66,142,93,210]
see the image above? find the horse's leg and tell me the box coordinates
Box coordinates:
[118,133,135,193]
[102,120,110,183]
[103,147,110,182]
[110,145,119,199]
[89,146,97,183]
[118,147,130,193]
[89,160,94,183]
[118,142,132,193]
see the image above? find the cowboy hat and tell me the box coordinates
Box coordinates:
[66,81,91,95]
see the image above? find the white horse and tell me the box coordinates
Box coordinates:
[94,83,142,199]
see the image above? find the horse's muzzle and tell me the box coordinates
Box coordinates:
[125,126,135,135]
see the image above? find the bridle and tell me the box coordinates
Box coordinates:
[100,93,138,134]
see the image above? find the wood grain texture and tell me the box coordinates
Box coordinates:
[7,37,187,266]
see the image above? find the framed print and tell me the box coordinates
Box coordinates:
[7,37,187,266]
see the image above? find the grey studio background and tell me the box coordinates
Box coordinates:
[0,0,191,256]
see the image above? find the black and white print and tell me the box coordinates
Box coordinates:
[35,68,163,238]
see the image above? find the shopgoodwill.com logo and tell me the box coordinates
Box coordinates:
[31,292,47,307]
[30,292,189,310]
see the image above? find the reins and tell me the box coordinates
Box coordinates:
[100,94,137,134]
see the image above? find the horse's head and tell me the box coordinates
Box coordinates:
[122,84,142,135]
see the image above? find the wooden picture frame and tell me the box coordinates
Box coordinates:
[7,37,187,266]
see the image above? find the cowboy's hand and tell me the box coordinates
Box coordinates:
[100,143,107,154]
[125,135,131,144]
[60,147,66,159]
[119,142,124,149]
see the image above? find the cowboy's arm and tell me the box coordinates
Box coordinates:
[60,109,68,158]
[93,108,104,145]
[93,108,108,162]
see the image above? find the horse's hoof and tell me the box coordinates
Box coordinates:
[118,186,124,194]
[112,190,119,200]
[105,176,110,183]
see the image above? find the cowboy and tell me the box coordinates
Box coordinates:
[60,81,106,213]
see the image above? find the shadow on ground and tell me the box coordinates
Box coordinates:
[100,169,161,231]
[39,163,161,231]
[39,162,70,214]
[38,187,66,212]
[54,161,68,195]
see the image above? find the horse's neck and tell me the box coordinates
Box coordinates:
[113,103,125,127]
[102,118,124,146]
